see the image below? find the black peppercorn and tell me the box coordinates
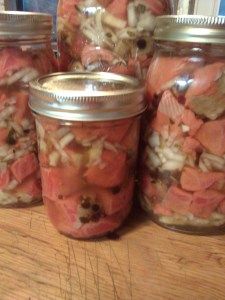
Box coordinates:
[79,216,89,224]
[92,204,100,212]
[111,186,121,194]
[6,128,17,145]
[90,212,101,222]
[81,198,91,209]
[136,39,147,50]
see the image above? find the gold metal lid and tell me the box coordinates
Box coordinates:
[154,15,225,44]
[29,72,146,121]
[0,11,52,39]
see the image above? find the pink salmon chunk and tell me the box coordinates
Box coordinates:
[41,165,84,200]
[195,120,225,156]
[180,167,225,192]
[163,186,193,215]
[190,190,224,218]
[10,153,39,183]
[84,150,126,188]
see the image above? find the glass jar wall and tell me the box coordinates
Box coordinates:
[0,12,57,207]
[35,115,140,239]
[140,15,225,234]
[29,72,146,239]
[57,0,169,79]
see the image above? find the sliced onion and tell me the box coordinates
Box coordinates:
[55,127,70,139]
[14,148,27,159]
[0,145,9,158]
[148,131,160,148]
[5,68,30,85]
[104,141,118,153]
[202,152,225,165]
[127,2,138,27]
[88,138,104,166]
[5,180,18,191]
[38,139,47,153]
[0,106,15,120]
[35,120,45,139]
[82,27,102,46]
[137,12,156,31]
[198,160,209,172]
[0,120,7,128]
[181,124,190,133]
[95,9,103,32]
[15,193,33,204]
[21,68,39,83]
[161,160,184,171]
[102,12,126,29]
[117,27,138,40]
[49,151,60,167]
[0,191,18,205]
[49,136,69,162]
[68,152,83,167]
[21,119,32,130]
[0,162,7,171]
[162,147,186,162]
[59,133,75,148]
[146,147,161,168]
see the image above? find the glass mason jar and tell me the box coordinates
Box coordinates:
[29,72,146,239]
[57,0,169,80]
[140,15,225,234]
[0,12,57,207]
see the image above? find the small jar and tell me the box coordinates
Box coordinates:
[0,12,57,207]
[57,0,169,79]
[140,15,225,234]
[29,72,146,239]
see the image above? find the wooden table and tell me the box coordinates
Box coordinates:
[0,204,225,300]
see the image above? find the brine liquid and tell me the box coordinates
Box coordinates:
[141,50,225,234]
[57,0,168,79]
[0,45,57,207]
[36,116,140,239]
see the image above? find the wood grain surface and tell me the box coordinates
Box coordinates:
[0,204,225,300]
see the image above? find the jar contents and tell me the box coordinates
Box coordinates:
[36,116,140,239]
[141,54,225,232]
[0,47,56,207]
[57,0,168,79]
[0,11,56,207]
[29,71,145,239]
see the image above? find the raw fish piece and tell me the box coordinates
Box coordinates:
[190,190,224,218]
[158,90,184,122]
[84,150,126,188]
[163,186,193,215]
[180,167,225,192]
[196,120,225,156]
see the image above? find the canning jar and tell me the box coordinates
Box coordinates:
[57,0,169,79]
[29,72,146,239]
[140,15,225,234]
[0,12,57,207]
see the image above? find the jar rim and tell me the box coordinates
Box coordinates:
[154,15,225,44]
[0,11,52,39]
[29,72,146,121]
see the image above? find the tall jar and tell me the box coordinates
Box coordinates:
[57,0,169,79]
[0,12,57,207]
[29,72,146,239]
[140,15,225,234]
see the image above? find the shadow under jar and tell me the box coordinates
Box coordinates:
[57,0,169,79]
[140,15,225,234]
[0,12,57,207]
[29,72,146,239]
